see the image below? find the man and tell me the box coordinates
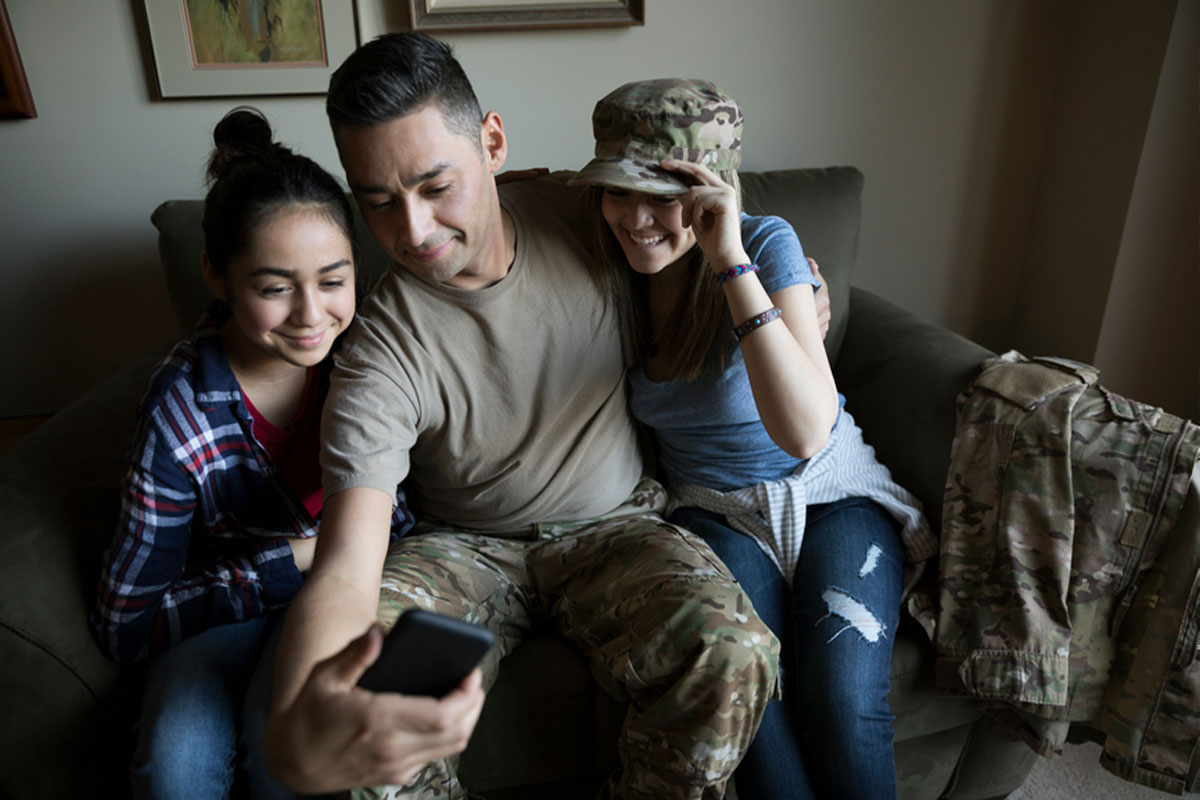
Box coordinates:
[263,32,779,799]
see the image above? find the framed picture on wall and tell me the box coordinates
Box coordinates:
[0,0,37,118]
[406,0,644,32]
[143,0,357,98]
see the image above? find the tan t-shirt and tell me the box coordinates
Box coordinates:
[320,175,644,531]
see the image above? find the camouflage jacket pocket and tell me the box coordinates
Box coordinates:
[971,352,1097,410]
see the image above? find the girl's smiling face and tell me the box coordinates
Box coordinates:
[600,187,697,275]
[206,206,356,372]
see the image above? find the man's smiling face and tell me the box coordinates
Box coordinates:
[336,103,509,290]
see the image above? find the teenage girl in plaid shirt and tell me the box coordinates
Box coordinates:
[91,107,412,798]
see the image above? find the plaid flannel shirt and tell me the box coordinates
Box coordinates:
[91,310,414,663]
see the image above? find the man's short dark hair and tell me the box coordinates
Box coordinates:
[326,32,483,144]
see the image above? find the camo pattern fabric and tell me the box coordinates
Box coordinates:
[935,350,1200,793]
[353,478,780,800]
[570,78,743,195]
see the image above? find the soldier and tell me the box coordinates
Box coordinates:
[262,33,780,799]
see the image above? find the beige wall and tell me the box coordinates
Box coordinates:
[1011,1,1173,363]
[0,0,344,416]
[0,0,1192,418]
[1092,0,1198,418]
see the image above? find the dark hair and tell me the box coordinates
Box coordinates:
[325,33,483,144]
[203,106,355,278]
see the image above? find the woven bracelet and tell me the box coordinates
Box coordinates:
[733,307,783,342]
[715,263,758,284]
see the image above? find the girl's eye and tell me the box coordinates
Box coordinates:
[321,279,347,290]
[652,195,680,206]
[260,286,289,296]
[603,188,630,198]
[367,199,392,211]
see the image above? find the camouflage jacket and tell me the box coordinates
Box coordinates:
[935,351,1200,794]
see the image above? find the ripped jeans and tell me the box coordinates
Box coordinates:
[671,497,903,800]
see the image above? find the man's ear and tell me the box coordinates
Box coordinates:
[480,111,508,175]
[201,253,228,302]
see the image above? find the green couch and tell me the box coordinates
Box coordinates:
[0,167,1038,799]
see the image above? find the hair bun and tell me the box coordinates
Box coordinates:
[201,105,354,278]
[207,106,291,182]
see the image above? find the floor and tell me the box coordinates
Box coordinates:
[1009,741,1198,800]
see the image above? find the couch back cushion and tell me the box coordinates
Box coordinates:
[739,167,862,364]
[151,166,862,362]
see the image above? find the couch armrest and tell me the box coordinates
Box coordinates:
[834,288,995,530]
[0,354,160,794]
[0,480,128,793]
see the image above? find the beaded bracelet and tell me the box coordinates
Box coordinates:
[733,307,783,342]
[714,263,758,284]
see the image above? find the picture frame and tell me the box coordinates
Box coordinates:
[143,1,358,98]
[406,0,644,32]
[0,0,36,118]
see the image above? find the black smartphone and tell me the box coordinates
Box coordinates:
[357,609,495,697]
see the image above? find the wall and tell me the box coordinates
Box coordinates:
[1010,3,1178,352]
[0,0,345,416]
[1092,0,1198,418]
[0,0,1190,418]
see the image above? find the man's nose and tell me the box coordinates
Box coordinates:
[399,201,437,247]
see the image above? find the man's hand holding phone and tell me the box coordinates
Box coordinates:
[359,609,496,697]
[265,616,489,792]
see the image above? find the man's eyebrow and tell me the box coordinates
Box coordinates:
[249,260,352,279]
[351,162,452,194]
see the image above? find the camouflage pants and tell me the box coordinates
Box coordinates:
[353,479,780,800]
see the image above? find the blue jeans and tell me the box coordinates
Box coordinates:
[671,497,904,800]
[130,613,298,799]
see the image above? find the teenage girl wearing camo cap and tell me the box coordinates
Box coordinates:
[572,79,936,799]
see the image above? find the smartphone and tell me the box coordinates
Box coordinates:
[357,609,496,697]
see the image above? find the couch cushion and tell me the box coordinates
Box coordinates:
[836,288,995,529]
[149,199,206,336]
[740,167,863,364]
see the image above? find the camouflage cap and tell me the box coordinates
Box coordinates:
[570,78,743,195]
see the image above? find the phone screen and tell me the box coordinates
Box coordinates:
[357,609,495,697]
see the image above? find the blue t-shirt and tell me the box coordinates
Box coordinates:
[628,213,842,491]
